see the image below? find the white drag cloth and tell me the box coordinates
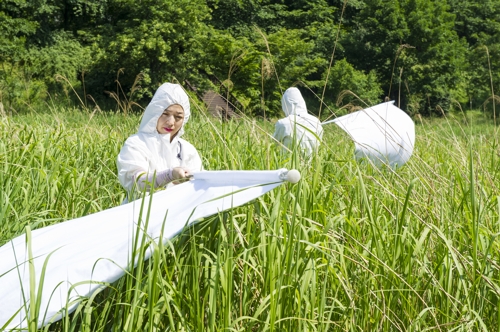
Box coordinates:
[323,101,415,168]
[0,169,299,330]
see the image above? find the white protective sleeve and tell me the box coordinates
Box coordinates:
[117,135,202,193]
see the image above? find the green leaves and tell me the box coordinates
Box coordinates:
[323,59,383,109]
[1,0,500,116]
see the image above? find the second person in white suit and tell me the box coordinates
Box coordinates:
[273,87,323,156]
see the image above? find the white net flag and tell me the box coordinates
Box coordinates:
[0,169,300,330]
[323,101,415,168]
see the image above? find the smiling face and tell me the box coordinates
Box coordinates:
[156,104,185,141]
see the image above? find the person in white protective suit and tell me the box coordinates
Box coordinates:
[117,83,203,201]
[273,87,323,156]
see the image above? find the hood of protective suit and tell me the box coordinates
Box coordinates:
[138,83,191,137]
[281,87,308,116]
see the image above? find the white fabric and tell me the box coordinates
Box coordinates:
[323,101,415,168]
[273,87,323,156]
[117,83,202,195]
[0,169,293,330]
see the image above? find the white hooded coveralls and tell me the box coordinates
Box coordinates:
[273,87,323,156]
[117,83,202,198]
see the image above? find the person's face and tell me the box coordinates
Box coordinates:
[156,104,185,140]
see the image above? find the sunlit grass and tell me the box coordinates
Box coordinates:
[1,106,499,331]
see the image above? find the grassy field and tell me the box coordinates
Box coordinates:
[1,105,499,331]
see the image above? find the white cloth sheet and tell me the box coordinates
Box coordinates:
[0,169,292,330]
[323,101,415,168]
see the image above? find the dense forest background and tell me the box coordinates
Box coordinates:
[1,0,499,117]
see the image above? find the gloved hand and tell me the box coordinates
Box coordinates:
[171,167,190,184]
[156,167,191,186]
[134,167,191,190]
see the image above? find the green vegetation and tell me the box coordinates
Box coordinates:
[1,107,499,330]
[1,0,500,117]
[1,0,500,330]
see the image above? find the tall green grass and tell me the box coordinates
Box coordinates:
[1,107,499,331]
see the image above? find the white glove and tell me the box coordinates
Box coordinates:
[134,167,191,190]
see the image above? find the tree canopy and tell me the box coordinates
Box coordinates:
[0,0,499,117]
